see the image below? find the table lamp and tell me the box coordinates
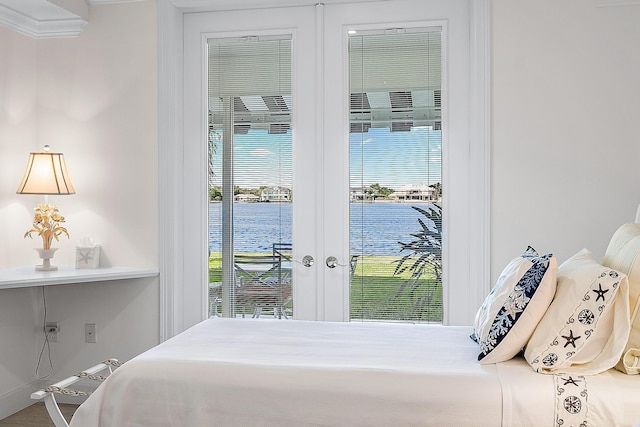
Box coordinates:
[17,145,75,271]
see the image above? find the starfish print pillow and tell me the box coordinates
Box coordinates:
[525,248,631,375]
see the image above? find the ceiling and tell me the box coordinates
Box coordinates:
[0,0,394,37]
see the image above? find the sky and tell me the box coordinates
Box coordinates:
[210,126,442,190]
[349,126,442,189]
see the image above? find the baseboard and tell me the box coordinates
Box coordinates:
[0,380,40,420]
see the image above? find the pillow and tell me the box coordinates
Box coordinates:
[602,223,640,374]
[524,248,630,375]
[472,246,557,364]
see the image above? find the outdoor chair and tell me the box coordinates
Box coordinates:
[234,252,292,318]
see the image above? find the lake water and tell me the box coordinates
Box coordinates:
[208,202,435,255]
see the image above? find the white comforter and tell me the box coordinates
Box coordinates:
[70,318,639,426]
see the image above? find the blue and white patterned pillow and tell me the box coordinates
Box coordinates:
[472,246,558,364]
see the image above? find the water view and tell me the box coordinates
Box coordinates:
[208,202,435,255]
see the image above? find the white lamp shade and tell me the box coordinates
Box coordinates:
[16,152,76,195]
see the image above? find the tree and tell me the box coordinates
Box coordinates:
[369,183,394,199]
[429,182,442,199]
[393,204,442,320]
[209,186,222,201]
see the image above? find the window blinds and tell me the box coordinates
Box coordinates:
[348,29,443,323]
[207,36,293,319]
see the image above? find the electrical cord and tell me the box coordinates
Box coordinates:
[36,286,54,380]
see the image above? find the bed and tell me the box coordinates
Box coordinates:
[65,216,640,426]
[69,318,640,426]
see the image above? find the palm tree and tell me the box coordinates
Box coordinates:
[393,203,442,321]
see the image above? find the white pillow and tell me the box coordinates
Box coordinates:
[472,246,557,364]
[602,223,640,374]
[525,249,630,375]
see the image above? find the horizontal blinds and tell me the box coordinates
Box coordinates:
[208,37,291,97]
[207,36,293,319]
[349,31,441,132]
[349,29,443,323]
[208,38,292,132]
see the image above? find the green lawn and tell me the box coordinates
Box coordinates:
[350,255,442,323]
[209,252,442,322]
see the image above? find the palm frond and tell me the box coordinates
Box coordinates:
[392,203,442,317]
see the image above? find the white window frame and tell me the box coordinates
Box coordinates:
[157,0,490,340]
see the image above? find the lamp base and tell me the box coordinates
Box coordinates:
[35,248,59,271]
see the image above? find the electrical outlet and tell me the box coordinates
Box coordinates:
[45,322,59,342]
[85,323,97,343]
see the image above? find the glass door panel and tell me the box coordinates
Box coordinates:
[181,1,474,326]
[207,37,293,319]
[348,29,443,323]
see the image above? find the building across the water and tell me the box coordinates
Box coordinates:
[261,186,292,202]
[234,194,260,202]
[389,184,439,202]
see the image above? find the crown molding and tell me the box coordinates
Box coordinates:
[0,1,87,38]
[169,0,390,12]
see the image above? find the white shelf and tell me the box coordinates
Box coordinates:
[0,266,159,290]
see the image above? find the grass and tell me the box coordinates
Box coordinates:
[208,252,442,323]
[350,255,442,323]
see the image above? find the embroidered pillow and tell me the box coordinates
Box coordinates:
[472,246,557,364]
[525,248,630,375]
[602,223,640,374]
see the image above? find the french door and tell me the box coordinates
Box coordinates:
[180,0,483,325]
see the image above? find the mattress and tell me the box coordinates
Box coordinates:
[69,318,640,426]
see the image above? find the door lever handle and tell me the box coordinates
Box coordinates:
[326,256,338,268]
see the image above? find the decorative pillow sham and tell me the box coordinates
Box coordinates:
[525,248,630,375]
[602,223,640,374]
[472,246,557,364]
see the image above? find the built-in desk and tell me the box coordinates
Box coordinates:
[0,266,159,290]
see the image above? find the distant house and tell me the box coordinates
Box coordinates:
[261,186,292,202]
[234,194,260,202]
[389,184,438,202]
[350,187,366,202]
[349,186,374,202]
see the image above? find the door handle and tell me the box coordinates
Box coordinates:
[302,255,314,267]
[326,256,338,268]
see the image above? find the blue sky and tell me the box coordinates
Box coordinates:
[349,126,441,189]
[210,126,442,190]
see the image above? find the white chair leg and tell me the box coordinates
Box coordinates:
[43,394,69,427]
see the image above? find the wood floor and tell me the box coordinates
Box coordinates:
[0,403,78,427]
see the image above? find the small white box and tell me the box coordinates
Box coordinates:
[76,245,101,269]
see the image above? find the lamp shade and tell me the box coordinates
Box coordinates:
[16,152,75,195]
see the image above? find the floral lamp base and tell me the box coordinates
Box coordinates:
[35,248,59,271]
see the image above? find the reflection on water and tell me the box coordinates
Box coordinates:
[208,202,434,255]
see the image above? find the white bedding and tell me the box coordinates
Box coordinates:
[70,318,640,426]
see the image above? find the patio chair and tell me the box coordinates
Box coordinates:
[235,253,291,318]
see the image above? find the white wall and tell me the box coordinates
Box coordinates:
[1,0,639,418]
[0,25,50,418]
[0,0,158,418]
[491,0,640,279]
